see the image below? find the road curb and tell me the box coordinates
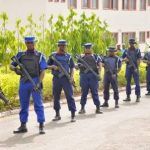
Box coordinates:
[0,84,146,118]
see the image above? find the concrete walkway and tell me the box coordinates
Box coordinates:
[0,88,150,150]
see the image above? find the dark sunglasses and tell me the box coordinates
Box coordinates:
[26,42,34,44]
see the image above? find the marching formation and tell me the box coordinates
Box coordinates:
[0,35,150,135]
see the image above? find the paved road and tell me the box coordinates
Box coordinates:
[0,88,150,150]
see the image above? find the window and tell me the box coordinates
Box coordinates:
[112,32,118,43]
[81,0,98,9]
[140,0,146,10]
[147,32,150,39]
[148,0,150,6]
[91,0,98,9]
[48,0,53,2]
[122,0,136,10]
[82,0,90,8]
[54,0,59,1]
[139,32,145,43]
[122,32,136,43]
[103,0,118,10]
[61,0,65,2]
[68,0,77,8]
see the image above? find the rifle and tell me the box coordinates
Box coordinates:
[103,58,116,78]
[75,55,100,81]
[11,56,41,93]
[125,52,138,72]
[0,88,8,104]
[145,53,150,64]
[51,55,76,88]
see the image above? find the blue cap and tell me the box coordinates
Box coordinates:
[107,47,117,52]
[129,38,136,44]
[84,43,93,49]
[24,36,37,43]
[57,40,67,46]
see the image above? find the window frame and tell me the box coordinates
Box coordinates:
[139,31,146,44]
[81,0,99,9]
[122,32,136,43]
[140,0,146,11]
[68,0,77,9]
[122,0,136,11]
[148,0,150,6]
[103,0,118,10]
[112,32,119,43]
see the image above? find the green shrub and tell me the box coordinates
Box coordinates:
[0,63,147,111]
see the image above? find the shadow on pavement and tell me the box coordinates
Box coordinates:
[0,133,39,148]
[121,102,139,106]
[45,121,70,130]
[76,113,96,120]
[101,107,118,112]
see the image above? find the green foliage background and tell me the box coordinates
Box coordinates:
[0,10,146,111]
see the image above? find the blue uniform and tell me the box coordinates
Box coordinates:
[47,52,76,112]
[122,48,141,97]
[143,52,150,92]
[11,50,47,123]
[102,56,122,101]
[78,54,101,107]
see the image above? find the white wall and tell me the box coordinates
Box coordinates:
[0,0,46,29]
[0,0,150,50]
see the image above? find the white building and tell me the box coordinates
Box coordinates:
[0,0,150,49]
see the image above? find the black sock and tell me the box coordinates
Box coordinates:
[71,111,75,118]
[56,110,60,116]
[81,105,85,110]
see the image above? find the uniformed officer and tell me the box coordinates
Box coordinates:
[122,38,141,102]
[10,36,47,134]
[143,46,150,95]
[116,44,125,57]
[47,40,76,122]
[101,47,122,108]
[116,44,122,57]
[77,43,103,114]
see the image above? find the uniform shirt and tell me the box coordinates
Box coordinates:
[77,54,102,74]
[47,52,74,76]
[102,56,122,74]
[143,52,150,67]
[122,48,141,67]
[11,50,48,72]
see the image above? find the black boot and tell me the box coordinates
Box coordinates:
[79,105,86,114]
[136,96,140,102]
[115,100,119,108]
[145,91,150,96]
[71,111,76,122]
[52,111,61,121]
[13,123,27,134]
[101,101,109,107]
[39,123,45,134]
[123,95,131,102]
[96,106,103,114]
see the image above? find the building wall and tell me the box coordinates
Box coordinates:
[0,0,46,30]
[0,0,150,50]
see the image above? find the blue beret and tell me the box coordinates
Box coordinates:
[57,40,67,46]
[129,38,136,44]
[84,43,93,49]
[107,47,117,52]
[24,36,37,43]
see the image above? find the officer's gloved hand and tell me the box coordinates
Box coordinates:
[52,65,59,71]
[78,63,85,69]
[36,83,43,90]
[14,68,22,75]
[70,76,74,83]
[112,74,116,79]
[147,61,150,65]
[124,58,129,63]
